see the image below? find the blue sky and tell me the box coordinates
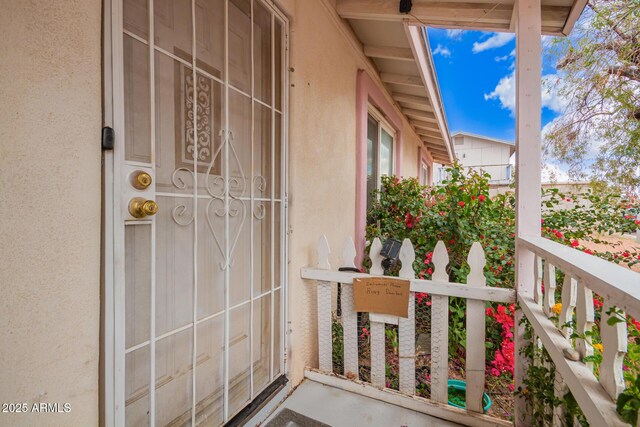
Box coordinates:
[426,28,563,143]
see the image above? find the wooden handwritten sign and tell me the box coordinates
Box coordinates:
[353,277,411,318]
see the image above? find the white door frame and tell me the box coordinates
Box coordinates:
[101,0,290,425]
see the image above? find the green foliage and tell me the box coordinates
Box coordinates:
[544,0,640,194]
[365,164,640,423]
[367,166,516,288]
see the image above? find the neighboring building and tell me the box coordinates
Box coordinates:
[434,131,515,184]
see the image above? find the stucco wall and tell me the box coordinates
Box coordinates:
[0,1,102,425]
[279,0,429,386]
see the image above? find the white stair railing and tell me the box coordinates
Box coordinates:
[518,235,639,427]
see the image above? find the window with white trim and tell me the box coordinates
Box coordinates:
[366,107,396,212]
[421,162,430,186]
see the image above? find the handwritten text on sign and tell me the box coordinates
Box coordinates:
[352,277,411,318]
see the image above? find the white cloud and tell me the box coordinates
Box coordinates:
[484,72,569,114]
[484,73,516,110]
[472,33,515,53]
[433,44,452,57]
[494,55,509,62]
[446,29,464,40]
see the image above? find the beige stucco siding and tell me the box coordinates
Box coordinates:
[0,1,102,425]
[280,0,428,386]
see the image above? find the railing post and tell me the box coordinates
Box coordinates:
[341,237,359,379]
[369,239,385,387]
[513,0,543,422]
[600,302,627,400]
[430,241,450,404]
[316,235,333,373]
[466,242,487,413]
[398,239,416,395]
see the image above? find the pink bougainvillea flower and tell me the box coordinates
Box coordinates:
[405,212,416,229]
[416,292,428,305]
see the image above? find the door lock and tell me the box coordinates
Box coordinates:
[131,171,152,190]
[129,198,158,218]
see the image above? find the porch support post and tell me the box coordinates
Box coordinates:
[514,0,542,424]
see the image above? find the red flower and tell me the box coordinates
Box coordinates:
[486,307,494,316]
[622,251,630,258]
[471,195,476,200]
[458,201,465,207]
[570,240,579,247]
[405,212,419,229]
[360,327,370,338]
[478,195,486,202]
[416,292,428,305]
[584,249,594,255]
[427,267,433,275]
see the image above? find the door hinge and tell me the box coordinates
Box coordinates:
[102,126,115,150]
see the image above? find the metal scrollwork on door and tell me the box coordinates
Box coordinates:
[202,129,248,270]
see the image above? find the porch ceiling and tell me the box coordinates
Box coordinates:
[350,18,455,164]
[337,0,587,36]
[339,0,588,165]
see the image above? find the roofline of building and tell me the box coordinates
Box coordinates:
[452,131,515,148]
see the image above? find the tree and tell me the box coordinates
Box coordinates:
[544,0,640,195]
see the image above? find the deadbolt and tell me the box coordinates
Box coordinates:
[131,171,152,189]
[129,198,158,218]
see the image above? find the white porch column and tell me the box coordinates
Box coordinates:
[513,0,542,424]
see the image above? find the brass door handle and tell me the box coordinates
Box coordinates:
[132,171,152,189]
[129,198,158,218]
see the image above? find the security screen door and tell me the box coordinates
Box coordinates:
[111,0,287,425]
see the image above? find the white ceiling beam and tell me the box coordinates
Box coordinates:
[404,108,437,122]
[418,130,444,140]
[337,0,513,24]
[412,119,440,129]
[393,93,433,111]
[364,45,415,61]
[380,73,423,87]
[336,0,570,34]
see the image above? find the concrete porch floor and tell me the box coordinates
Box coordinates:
[262,379,463,427]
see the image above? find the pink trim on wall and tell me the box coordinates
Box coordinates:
[355,69,404,266]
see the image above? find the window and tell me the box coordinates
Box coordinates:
[421,162,430,186]
[366,108,395,211]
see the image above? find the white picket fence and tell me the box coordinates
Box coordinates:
[301,235,516,426]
